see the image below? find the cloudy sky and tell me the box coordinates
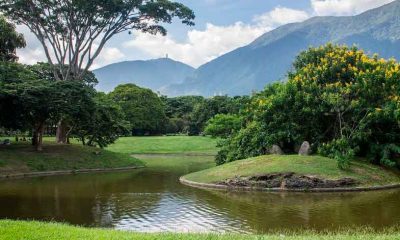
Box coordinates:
[17,0,394,69]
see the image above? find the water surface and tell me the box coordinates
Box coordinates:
[0,154,399,233]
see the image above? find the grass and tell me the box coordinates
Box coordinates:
[0,142,143,175]
[0,220,399,240]
[134,154,216,174]
[106,136,219,154]
[0,136,217,175]
[183,155,400,187]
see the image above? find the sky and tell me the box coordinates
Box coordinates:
[16,0,395,69]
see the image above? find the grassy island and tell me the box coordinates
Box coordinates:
[182,155,400,190]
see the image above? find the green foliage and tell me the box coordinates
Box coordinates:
[0,61,127,149]
[161,95,249,135]
[218,44,400,168]
[109,84,167,135]
[189,96,250,135]
[0,16,25,62]
[204,114,242,138]
[72,93,130,148]
[318,139,356,170]
[162,96,204,134]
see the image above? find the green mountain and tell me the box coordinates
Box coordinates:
[94,58,195,93]
[167,0,400,96]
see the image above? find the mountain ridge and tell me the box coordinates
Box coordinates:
[95,1,400,96]
[94,58,195,93]
[167,0,400,96]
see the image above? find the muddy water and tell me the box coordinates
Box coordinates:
[0,154,399,233]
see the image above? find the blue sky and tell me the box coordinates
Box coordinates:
[17,0,394,69]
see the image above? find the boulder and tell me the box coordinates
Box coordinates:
[270,145,283,155]
[298,141,311,156]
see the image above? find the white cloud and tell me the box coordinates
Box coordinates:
[124,22,264,67]
[311,0,395,16]
[254,7,310,27]
[16,24,125,69]
[124,7,310,67]
[91,47,125,69]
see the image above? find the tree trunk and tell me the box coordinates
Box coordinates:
[33,123,44,151]
[36,124,44,151]
[32,129,38,146]
[56,119,68,144]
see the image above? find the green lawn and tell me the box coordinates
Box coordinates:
[0,142,143,175]
[106,136,219,154]
[133,154,216,174]
[0,220,398,240]
[183,155,400,187]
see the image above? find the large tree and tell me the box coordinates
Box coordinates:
[0,16,26,62]
[109,84,166,135]
[0,0,195,143]
[217,44,400,168]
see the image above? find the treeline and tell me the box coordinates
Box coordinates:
[107,84,249,136]
[207,44,400,169]
[0,17,248,151]
[0,63,248,150]
[0,62,128,150]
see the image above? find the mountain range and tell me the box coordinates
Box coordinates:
[94,58,195,93]
[95,0,400,96]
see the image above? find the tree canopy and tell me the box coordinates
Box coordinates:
[217,44,400,169]
[109,84,167,135]
[0,0,195,81]
[0,16,26,62]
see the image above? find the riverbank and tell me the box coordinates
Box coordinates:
[0,220,399,240]
[0,142,143,177]
[182,155,400,192]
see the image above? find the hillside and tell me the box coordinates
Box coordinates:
[168,0,400,96]
[94,58,195,93]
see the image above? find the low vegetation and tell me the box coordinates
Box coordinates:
[183,155,400,188]
[107,136,218,154]
[0,141,143,175]
[0,220,399,240]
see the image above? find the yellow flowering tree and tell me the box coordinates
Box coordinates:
[217,44,400,168]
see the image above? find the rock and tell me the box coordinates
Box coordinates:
[298,141,311,156]
[270,145,283,155]
[217,174,357,189]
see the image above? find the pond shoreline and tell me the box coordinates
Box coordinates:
[0,166,144,180]
[179,176,400,193]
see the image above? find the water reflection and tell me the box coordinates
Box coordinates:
[0,155,399,233]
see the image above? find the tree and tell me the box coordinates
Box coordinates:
[0,0,194,81]
[217,44,400,168]
[204,114,242,138]
[189,96,249,135]
[109,84,167,135]
[0,0,195,143]
[72,93,130,148]
[0,16,26,62]
[0,62,34,131]
[162,95,204,134]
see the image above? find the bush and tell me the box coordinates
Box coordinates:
[217,44,400,169]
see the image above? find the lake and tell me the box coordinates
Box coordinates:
[0,154,399,233]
